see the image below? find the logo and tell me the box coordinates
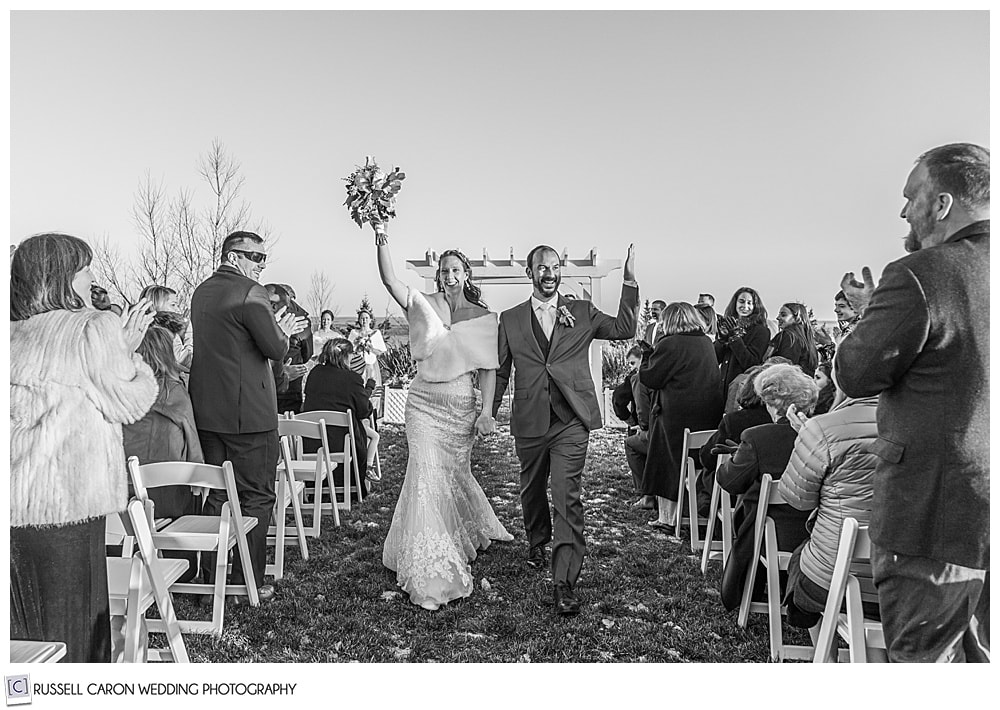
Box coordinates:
[5,676,31,706]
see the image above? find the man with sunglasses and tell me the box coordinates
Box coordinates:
[189,231,308,603]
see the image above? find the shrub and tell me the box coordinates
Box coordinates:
[603,341,634,389]
[379,341,417,388]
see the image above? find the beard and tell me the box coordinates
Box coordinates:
[532,273,561,297]
[904,203,937,253]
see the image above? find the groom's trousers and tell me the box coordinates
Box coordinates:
[514,418,590,586]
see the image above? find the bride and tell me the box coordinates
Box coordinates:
[373,221,513,610]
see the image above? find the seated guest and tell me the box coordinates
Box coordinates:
[611,346,653,507]
[699,364,773,482]
[778,381,879,628]
[123,325,201,580]
[763,302,819,376]
[716,363,818,610]
[303,338,376,495]
[639,302,723,527]
[725,355,792,414]
[811,362,837,415]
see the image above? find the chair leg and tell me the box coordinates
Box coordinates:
[674,467,686,537]
[701,480,722,574]
[764,522,783,661]
[687,460,702,553]
[290,482,309,561]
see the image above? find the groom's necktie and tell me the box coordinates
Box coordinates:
[536,302,555,340]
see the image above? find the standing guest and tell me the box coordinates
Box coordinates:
[189,231,307,603]
[763,302,819,376]
[639,302,723,528]
[836,143,990,662]
[123,325,202,583]
[697,293,715,308]
[716,363,818,610]
[715,287,771,400]
[10,233,157,662]
[694,302,718,341]
[139,284,193,372]
[90,283,113,311]
[778,379,879,628]
[348,305,387,388]
[302,338,378,489]
[642,299,667,344]
[833,290,860,339]
[313,309,339,355]
[611,345,653,507]
[265,283,313,415]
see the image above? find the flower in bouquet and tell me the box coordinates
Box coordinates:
[343,156,406,228]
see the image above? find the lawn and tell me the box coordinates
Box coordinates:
[172,422,809,663]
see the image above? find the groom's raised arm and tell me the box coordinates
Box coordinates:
[590,282,639,341]
[493,314,512,418]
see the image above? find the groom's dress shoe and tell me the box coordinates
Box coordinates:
[553,582,581,616]
[526,545,547,570]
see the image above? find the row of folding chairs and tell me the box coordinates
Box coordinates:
[674,428,885,663]
[104,408,377,660]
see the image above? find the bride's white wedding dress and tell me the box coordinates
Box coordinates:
[382,289,513,610]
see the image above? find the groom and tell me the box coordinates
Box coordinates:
[493,244,638,615]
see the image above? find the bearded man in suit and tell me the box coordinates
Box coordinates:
[493,244,638,615]
[836,143,989,662]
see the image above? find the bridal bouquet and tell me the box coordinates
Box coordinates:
[343,156,406,228]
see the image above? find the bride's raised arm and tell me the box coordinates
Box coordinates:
[373,221,409,311]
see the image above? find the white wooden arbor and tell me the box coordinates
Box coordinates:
[406,247,623,420]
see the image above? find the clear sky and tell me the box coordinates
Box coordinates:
[10,10,989,321]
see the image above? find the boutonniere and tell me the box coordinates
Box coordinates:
[557,305,576,328]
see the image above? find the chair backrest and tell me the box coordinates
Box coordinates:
[682,428,715,455]
[127,457,245,528]
[296,409,353,428]
[125,498,190,663]
[813,517,867,662]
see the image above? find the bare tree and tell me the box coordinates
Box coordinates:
[92,140,266,310]
[306,270,337,319]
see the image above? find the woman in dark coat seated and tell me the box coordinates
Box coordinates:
[638,302,723,528]
[716,363,818,610]
[302,338,374,498]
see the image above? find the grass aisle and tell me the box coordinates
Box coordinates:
[178,424,807,662]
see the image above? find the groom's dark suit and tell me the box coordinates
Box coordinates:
[494,285,638,586]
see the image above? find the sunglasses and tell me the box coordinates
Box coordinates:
[232,249,267,264]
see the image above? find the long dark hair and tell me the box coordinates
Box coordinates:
[723,286,767,327]
[137,325,181,382]
[11,233,94,321]
[780,302,818,374]
[435,249,488,309]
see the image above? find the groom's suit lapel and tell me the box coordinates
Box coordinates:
[546,294,570,360]
[517,300,545,362]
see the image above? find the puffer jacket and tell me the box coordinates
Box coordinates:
[10,309,157,527]
[778,396,879,590]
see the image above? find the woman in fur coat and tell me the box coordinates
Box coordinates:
[10,233,157,663]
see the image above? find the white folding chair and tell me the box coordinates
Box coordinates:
[294,409,364,510]
[700,453,735,574]
[278,417,341,535]
[675,428,715,551]
[127,457,259,635]
[813,518,886,663]
[107,500,190,663]
[736,474,814,661]
[9,640,67,663]
[266,436,310,579]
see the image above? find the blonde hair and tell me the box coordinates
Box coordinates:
[660,301,706,336]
